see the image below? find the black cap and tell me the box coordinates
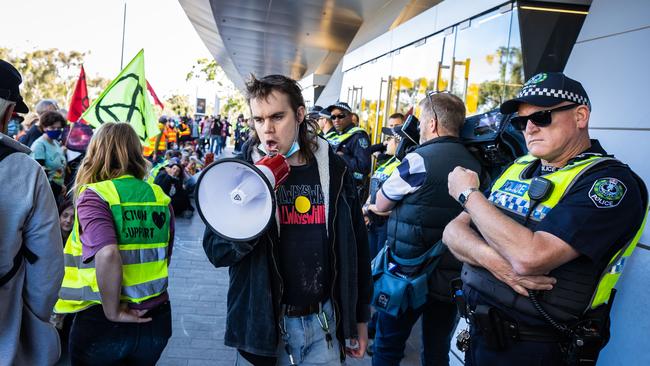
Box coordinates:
[307,105,323,120]
[393,115,419,145]
[500,72,590,114]
[318,109,331,119]
[0,59,29,113]
[326,101,352,113]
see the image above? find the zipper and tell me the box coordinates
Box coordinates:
[329,166,347,346]
[269,227,285,343]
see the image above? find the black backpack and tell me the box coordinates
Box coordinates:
[0,143,38,286]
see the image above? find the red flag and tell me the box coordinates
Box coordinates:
[146,80,164,110]
[67,65,89,123]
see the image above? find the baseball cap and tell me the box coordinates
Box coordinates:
[500,72,591,114]
[326,101,352,113]
[0,60,29,113]
[307,105,324,120]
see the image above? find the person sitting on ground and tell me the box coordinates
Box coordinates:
[30,110,67,204]
[59,198,74,244]
[154,162,194,218]
[54,122,175,366]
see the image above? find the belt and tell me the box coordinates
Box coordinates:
[284,301,322,317]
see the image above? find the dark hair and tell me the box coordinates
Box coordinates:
[389,113,405,121]
[59,197,74,215]
[245,74,318,162]
[40,111,66,128]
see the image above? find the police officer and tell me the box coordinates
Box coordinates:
[326,101,371,196]
[444,72,648,365]
[373,93,485,365]
[318,109,337,140]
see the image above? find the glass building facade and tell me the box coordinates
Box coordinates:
[339,1,588,144]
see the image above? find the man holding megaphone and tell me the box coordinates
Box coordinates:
[201,74,372,365]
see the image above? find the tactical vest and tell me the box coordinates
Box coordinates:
[327,126,365,148]
[55,176,171,313]
[386,137,483,258]
[462,154,649,323]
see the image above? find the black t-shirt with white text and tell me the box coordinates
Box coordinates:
[277,160,330,306]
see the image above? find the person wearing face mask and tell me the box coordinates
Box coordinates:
[30,110,67,203]
[202,74,372,366]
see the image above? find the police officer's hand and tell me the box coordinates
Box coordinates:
[448,166,480,200]
[487,257,556,297]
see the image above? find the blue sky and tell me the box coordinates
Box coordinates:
[2,0,218,102]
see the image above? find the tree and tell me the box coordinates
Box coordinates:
[165,94,192,116]
[0,48,109,111]
[477,46,524,113]
[186,58,247,117]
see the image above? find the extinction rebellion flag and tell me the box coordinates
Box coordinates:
[81,49,159,141]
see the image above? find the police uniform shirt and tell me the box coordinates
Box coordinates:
[469,139,646,325]
[335,124,371,181]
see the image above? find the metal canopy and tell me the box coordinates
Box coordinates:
[180,0,412,91]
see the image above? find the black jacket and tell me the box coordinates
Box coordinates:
[386,136,484,301]
[202,137,372,357]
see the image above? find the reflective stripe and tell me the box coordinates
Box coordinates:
[58,276,168,302]
[63,247,167,269]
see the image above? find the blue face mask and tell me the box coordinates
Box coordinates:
[258,123,301,158]
[45,129,62,140]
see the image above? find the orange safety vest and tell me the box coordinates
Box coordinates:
[164,126,177,143]
[178,123,190,137]
[142,133,167,157]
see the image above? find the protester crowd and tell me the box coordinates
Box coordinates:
[1,56,647,366]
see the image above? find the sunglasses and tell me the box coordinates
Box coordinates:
[330,113,347,121]
[426,90,451,122]
[510,104,579,130]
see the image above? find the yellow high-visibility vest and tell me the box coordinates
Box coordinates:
[55,175,171,314]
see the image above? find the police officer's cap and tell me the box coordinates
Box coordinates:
[500,72,591,114]
[326,101,352,114]
[307,105,323,120]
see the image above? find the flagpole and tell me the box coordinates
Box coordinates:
[120,1,127,69]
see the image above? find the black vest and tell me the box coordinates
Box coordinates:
[386,136,483,301]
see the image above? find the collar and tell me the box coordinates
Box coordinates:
[419,135,462,148]
[340,123,356,134]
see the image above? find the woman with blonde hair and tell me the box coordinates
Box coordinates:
[54,122,175,366]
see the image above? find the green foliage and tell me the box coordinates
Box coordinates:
[165,94,192,116]
[186,58,247,117]
[0,48,109,110]
[477,46,524,112]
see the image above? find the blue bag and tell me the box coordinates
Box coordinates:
[371,241,447,317]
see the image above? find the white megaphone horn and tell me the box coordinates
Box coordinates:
[195,154,290,241]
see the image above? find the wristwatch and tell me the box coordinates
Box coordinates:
[458,188,479,208]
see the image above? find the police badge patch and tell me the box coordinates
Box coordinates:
[359,138,369,149]
[589,177,627,208]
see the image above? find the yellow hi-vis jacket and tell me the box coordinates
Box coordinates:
[55,175,171,313]
[463,154,648,323]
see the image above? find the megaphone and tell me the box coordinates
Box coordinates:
[195,154,290,241]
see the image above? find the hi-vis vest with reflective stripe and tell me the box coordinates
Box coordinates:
[147,160,170,184]
[463,154,648,323]
[143,133,167,157]
[327,126,365,148]
[55,176,171,314]
[372,156,400,182]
